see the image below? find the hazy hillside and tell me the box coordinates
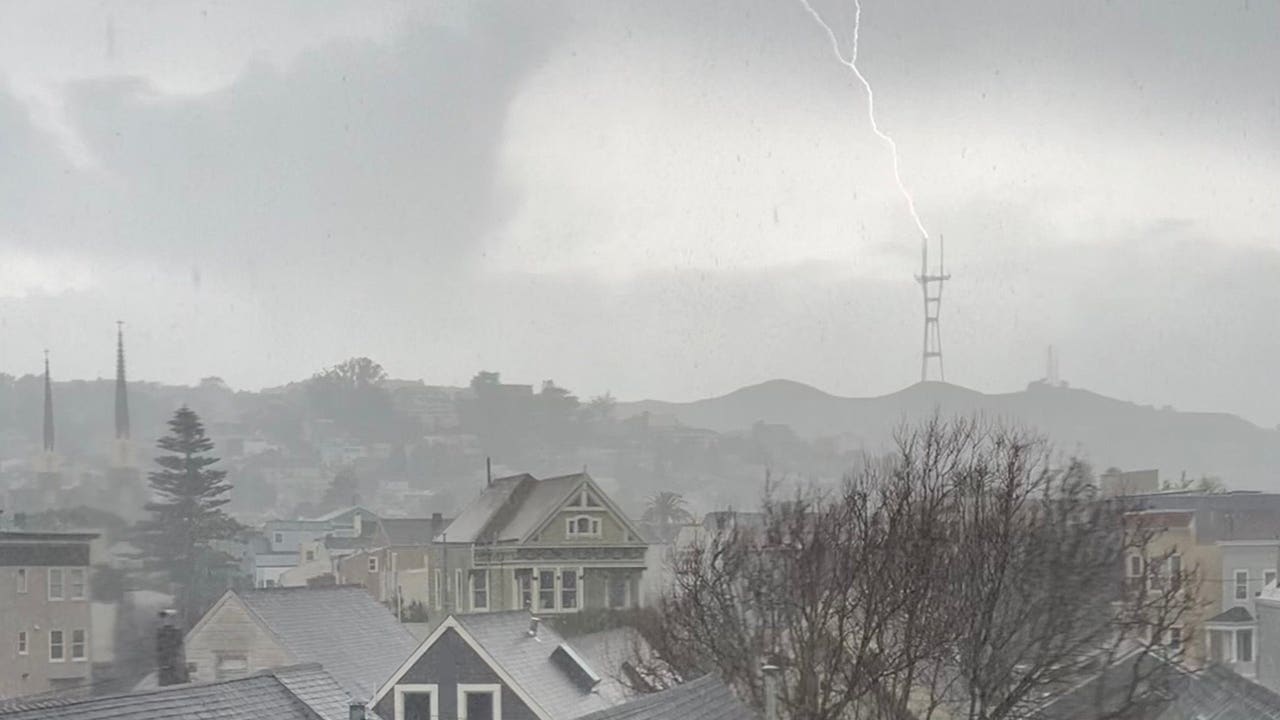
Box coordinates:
[619,380,1280,491]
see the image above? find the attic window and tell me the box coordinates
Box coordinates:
[566,516,601,538]
[551,643,602,691]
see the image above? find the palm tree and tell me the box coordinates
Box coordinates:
[642,491,694,526]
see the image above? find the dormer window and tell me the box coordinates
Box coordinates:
[566,515,601,538]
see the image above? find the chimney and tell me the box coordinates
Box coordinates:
[762,663,781,720]
[528,616,540,638]
[349,700,366,720]
[156,610,189,686]
[431,512,443,525]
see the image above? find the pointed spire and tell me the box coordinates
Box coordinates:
[115,321,130,440]
[42,350,54,453]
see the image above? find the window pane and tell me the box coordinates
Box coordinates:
[517,571,533,610]
[17,568,27,593]
[50,630,64,660]
[70,569,86,600]
[49,569,64,599]
[404,692,434,720]
[539,570,556,610]
[466,691,495,720]
[561,570,578,609]
[72,629,86,660]
[1236,571,1249,600]
[18,631,27,654]
[1239,630,1254,662]
[471,570,487,609]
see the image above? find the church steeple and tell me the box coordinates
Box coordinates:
[115,321,130,440]
[42,350,55,453]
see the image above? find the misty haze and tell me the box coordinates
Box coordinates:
[0,2,1277,720]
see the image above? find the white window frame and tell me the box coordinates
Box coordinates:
[68,568,87,600]
[368,556,380,573]
[49,629,65,662]
[394,683,439,720]
[524,566,585,613]
[274,532,284,545]
[457,683,501,720]
[514,570,533,610]
[565,515,602,538]
[433,569,442,610]
[471,569,489,611]
[18,631,28,656]
[305,549,315,562]
[561,569,579,610]
[1235,569,1250,601]
[1127,554,1142,578]
[215,652,249,679]
[71,629,87,661]
[455,569,463,610]
[1168,626,1182,651]
[1168,554,1181,592]
[16,568,28,594]
[48,568,64,601]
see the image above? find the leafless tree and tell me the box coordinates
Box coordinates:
[641,416,1198,720]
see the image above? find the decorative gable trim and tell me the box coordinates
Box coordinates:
[521,475,648,545]
[369,616,553,720]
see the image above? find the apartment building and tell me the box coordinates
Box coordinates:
[0,530,98,699]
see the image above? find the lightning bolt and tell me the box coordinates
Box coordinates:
[799,0,929,241]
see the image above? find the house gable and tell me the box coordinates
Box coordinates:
[525,476,646,546]
[185,593,292,682]
[372,620,544,720]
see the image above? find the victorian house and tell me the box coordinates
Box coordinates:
[430,473,649,616]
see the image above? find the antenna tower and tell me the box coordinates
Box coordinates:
[915,235,950,382]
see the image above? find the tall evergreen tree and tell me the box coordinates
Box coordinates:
[136,407,242,626]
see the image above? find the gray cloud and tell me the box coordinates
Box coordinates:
[0,0,1277,429]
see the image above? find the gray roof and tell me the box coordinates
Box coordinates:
[440,472,633,545]
[378,517,450,546]
[273,665,384,720]
[1158,664,1280,720]
[498,474,585,541]
[437,475,530,543]
[0,669,326,720]
[235,585,419,699]
[454,611,628,719]
[1208,605,1255,623]
[573,675,756,720]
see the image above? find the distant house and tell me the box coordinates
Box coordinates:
[370,610,629,720]
[183,585,419,700]
[336,515,452,608]
[431,473,650,615]
[0,664,372,720]
[0,530,99,699]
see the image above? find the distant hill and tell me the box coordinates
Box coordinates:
[618,379,1280,491]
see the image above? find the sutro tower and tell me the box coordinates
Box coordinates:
[915,235,950,382]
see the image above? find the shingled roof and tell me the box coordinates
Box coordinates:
[228,585,419,699]
[455,611,630,718]
[0,665,370,720]
[573,674,757,720]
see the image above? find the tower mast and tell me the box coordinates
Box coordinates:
[915,234,950,382]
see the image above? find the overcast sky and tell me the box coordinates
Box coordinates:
[0,0,1277,425]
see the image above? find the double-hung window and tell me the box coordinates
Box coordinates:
[1236,570,1250,601]
[71,629,87,661]
[48,569,64,600]
[69,569,87,600]
[49,630,65,662]
[471,570,489,611]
